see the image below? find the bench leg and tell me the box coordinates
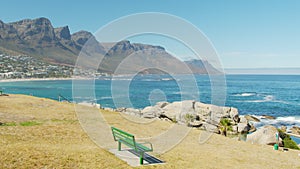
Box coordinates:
[140,152,144,165]
[118,141,121,151]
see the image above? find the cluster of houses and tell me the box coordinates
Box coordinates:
[0,54,73,79]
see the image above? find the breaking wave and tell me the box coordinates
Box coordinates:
[233,92,256,97]
[248,115,300,130]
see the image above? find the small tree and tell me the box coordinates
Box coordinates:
[185,114,195,123]
[277,129,300,150]
[219,118,233,137]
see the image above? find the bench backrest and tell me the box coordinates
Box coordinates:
[111,127,137,149]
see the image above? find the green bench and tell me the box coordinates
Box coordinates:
[111,127,153,165]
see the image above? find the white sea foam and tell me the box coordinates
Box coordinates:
[140,79,160,82]
[264,95,274,101]
[161,78,174,81]
[249,115,300,129]
[277,116,300,123]
[233,93,256,97]
[98,96,113,100]
[242,94,275,103]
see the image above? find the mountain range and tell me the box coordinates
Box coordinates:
[0,17,219,74]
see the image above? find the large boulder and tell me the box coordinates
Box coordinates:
[194,102,211,121]
[163,100,196,123]
[155,101,169,108]
[194,102,232,124]
[239,116,248,123]
[161,100,239,126]
[247,125,282,146]
[229,107,239,123]
[124,108,140,116]
[237,123,250,133]
[141,106,163,118]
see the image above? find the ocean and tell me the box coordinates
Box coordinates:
[1,75,300,136]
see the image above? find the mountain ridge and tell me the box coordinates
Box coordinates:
[0,17,219,74]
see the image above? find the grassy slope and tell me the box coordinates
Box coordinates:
[1,95,300,169]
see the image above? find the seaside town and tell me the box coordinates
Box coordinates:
[0,52,110,79]
[0,52,73,79]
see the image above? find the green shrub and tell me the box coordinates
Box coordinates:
[277,129,288,140]
[20,121,41,126]
[283,137,300,150]
[185,114,195,123]
[1,122,17,126]
[278,128,300,150]
[219,118,233,137]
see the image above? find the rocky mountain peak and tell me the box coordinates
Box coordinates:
[71,30,95,46]
[0,20,5,28]
[9,17,56,43]
[54,26,71,40]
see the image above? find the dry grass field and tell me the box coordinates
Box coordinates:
[1,94,300,169]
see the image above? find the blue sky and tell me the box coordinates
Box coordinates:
[0,0,300,69]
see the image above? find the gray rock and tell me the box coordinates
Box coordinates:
[239,116,248,123]
[261,115,276,120]
[155,101,169,108]
[237,123,250,133]
[291,126,300,135]
[203,122,219,134]
[229,107,239,123]
[115,107,126,112]
[244,115,260,122]
[104,107,114,112]
[125,108,140,116]
[232,125,238,133]
[187,121,203,128]
[280,125,287,132]
[247,125,282,146]
[163,100,196,123]
[249,124,256,133]
[141,106,163,118]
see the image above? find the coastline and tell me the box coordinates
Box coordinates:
[287,133,300,138]
[0,77,94,83]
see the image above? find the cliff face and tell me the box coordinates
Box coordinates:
[0,17,219,74]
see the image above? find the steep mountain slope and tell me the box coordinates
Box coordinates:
[0,17,219,74]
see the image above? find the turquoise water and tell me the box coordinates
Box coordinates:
[1,75,300,133]
[1,75,299,116]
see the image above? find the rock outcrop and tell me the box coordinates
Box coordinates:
[115,100,243,133]
[291,126,300,135]
[244,115,260,122]
[141,106,163,118]
[261,115,276,120]
[247,125,282,146]
[280,125,287,132]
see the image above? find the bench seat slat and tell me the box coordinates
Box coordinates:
[136,142,152,152]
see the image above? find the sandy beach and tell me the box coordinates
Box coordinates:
[0,94,300,168]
